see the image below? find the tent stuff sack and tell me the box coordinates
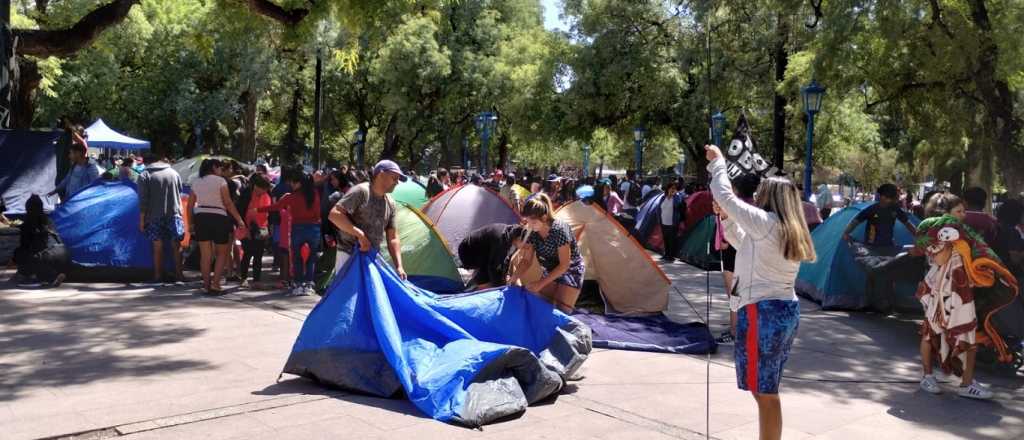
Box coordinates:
[795,203,921,311]
[571,311,716,354]
[283,250,592,427]
[677,215,722,271]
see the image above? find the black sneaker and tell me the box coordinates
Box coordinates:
[715,332,735,344]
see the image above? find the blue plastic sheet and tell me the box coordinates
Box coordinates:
[283,250,591,426]
[51,180,154,269]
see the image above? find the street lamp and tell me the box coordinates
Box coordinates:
[801,79,826,200]
[582,144,592,178]
[461,136,469,171]
[475,112,498,174]
[354,129,366,169]
[711,111,727,148]
[634,126,646,177]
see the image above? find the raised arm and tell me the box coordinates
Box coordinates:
[705,146,775,238]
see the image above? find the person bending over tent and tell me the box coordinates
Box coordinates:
[13,195,69,288]
[137,153,185,285]
[458,223,527,289]
[49,132,100,202]
[842,183,918,311]
[509,194,585,313]
[913,193,1015,400]
[328,160,408,280]
[706,144,816,440]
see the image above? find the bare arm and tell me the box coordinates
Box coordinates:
[329,205,371,251]
[842,218,862,241]
[386,226,405,279]
[531,244,572,291]
[509,245,535,285]
[219,185,244,226]
[187,193,197,231]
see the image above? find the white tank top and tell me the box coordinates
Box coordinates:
[192,175,227,216]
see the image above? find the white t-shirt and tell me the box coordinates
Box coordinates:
[192,175,227,216]
[660,196,674,226]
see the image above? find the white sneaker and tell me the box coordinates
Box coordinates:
[958,381,993,400]
[290,285,306,296]
[304,283,316,296]
[920,375,942,394]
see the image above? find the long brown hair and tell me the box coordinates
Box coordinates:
[753,177,816,262]
[522,193,555,224]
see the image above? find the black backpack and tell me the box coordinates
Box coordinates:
[625,181,642,207]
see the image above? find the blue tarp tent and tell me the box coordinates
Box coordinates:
[632,191,665,252]
[796,203,921,310]
[51,180,167,280]
[283,250,591,427]
[85,119,150,150]
[0,130,63,214]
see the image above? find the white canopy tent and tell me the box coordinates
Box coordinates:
[85,119,150,156]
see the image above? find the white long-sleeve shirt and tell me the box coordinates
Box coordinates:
[707,157,799,311]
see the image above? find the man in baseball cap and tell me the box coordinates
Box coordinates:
[329,159,408,281]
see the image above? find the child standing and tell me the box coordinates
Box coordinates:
[238,175,272,288]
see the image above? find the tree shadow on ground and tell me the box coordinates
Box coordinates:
[0,282,251,402]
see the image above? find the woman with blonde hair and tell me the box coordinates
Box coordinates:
[705,145,815,440]
[510,193,585,312]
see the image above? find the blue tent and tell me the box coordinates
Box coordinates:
[796,203,921,311]
[283,250,591,427]
[632,191,665,251]
[0,130,63,214]
[85,119,150,150]
[51,180,168,280]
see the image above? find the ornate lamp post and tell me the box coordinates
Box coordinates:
[711,111,727,148]
[801,79,826,200]
[633,126,646,177]
[354,129,366,169]
[475,112,498,174]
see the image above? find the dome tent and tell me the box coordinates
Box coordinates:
[423,184,520,260]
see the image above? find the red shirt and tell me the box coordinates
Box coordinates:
[245,192,271,228]
[964,211,998,244]
[260,192,321,225]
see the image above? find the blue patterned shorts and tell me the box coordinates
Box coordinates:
[734,300,800,394]
[145,215,185,243]
[550,260,586,289]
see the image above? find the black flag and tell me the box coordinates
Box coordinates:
[724,113,777,179]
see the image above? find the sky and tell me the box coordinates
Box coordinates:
[541,0,570,32]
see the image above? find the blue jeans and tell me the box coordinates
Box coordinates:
[291,224,322,284]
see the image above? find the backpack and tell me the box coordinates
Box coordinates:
[625,181,642,207]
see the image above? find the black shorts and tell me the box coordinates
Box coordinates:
[721,246,736,272]
[194,213,232,245]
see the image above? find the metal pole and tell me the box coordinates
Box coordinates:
[313,48,323,170]
[582,144,590,178]
[461,137,469,171]
[634,138,643,178]
[804,113,815,200]
[481,125,489,175]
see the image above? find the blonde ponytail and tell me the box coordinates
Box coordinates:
[522,193,555,224]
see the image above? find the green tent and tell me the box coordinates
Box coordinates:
[318,201,462,293]
[678,215,722,271]
[392,180,429,208]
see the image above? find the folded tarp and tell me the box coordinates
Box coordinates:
[283,250,592,427]
[571,311,716,354]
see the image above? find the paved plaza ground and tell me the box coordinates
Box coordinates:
[2,257,1023,440]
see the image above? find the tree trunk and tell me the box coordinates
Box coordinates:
[282,84,303,163]
[967,0,1024,195]
[12,58,40,129]
[497,132,510,171]
[239,89,258,162]
[771,13,789,168]
[379,113,401,160]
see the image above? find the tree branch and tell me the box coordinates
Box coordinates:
[14,0,141,58]
[926,0,955,39]
[242,0,311,27]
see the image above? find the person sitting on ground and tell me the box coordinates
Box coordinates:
[962,187,999,244]
[705,144,816,440]
[188,159,245,294]
[458,223,528,289]
[13,195,69,288]
[137,153,186,285]
[509,194,585,313]
[238,174,272,289]
[914,192,995,400]
[328,160,408,281]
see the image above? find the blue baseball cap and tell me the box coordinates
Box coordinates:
[372,160,407,181]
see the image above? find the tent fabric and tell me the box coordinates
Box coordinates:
[684,191,713,232]
[51,180,153,269]
[678,215,722,271]
[380,202,463,293]
[84,119,150,150]
[423,184,520,260]
[571,311,715,354]
[633,192,665,252]
[391,180,429,208]
[283,250,591,427]
[549,201,670,314]
[171,155,252,187]
[796,203,921,311]
[0,130,63,214]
